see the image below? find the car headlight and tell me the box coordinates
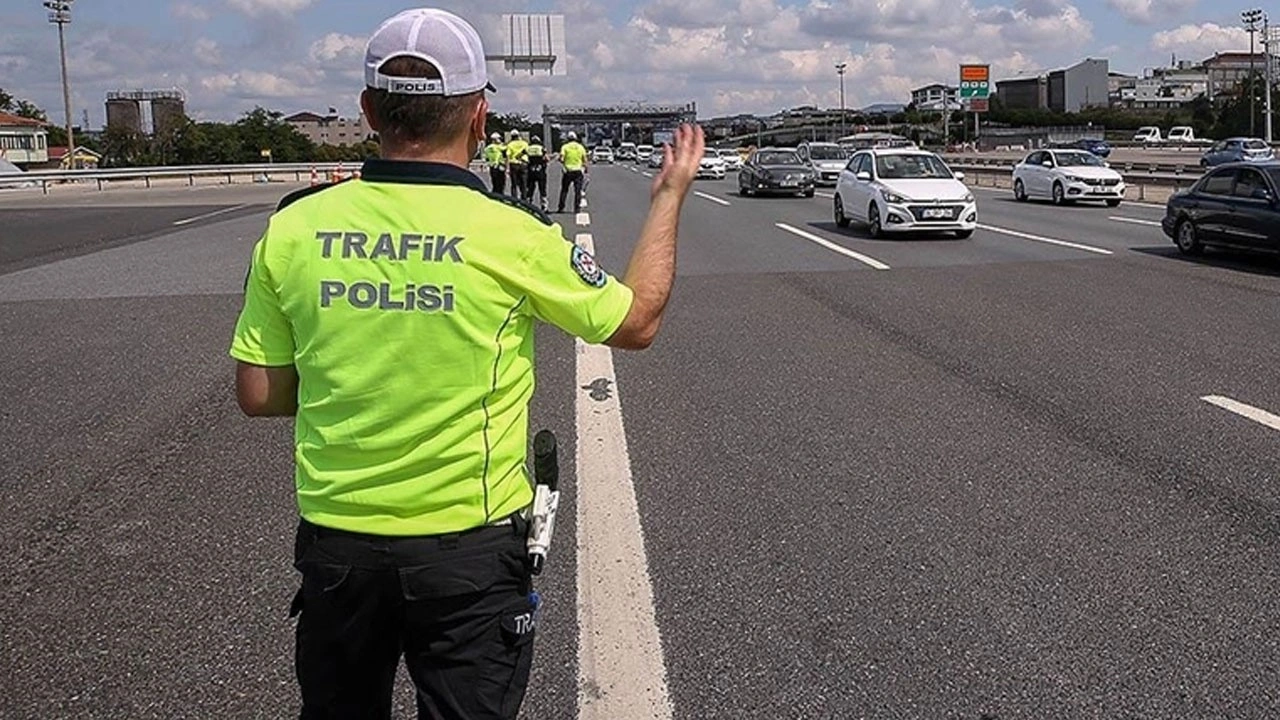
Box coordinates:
[962,192,975,203]
[881,190,908,204]
[1065,175,1087,183]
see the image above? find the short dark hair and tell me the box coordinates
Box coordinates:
[364,56,481,147]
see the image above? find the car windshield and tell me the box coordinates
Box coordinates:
[704,150,719,158]
[757,152,801,165]
[808,146,848,160]
[874,154,953,179]
[1055,152,1105,167]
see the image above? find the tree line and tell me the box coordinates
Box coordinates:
[2,88,540,168]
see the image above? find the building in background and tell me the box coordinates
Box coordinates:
[910,84,960,112]
[996,59,1109,113]
[105,97,142,134]
[1202,52,1268,100]
[1131,69,1209,109]
[1108,72,1138,106]
[0,112,49,167]
[284,109,371,146]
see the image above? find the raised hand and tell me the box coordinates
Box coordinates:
[651,124,706,202]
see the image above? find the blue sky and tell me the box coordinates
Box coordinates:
[0,0,1259,128]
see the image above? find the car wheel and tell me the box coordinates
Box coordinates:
[1052,181,1066,205]
[803,189,815,198]
[955,229,974,239]
[1014,179,1028,202]
[834,194,850,228]
[867,203,883,239]
[738,179,751,197]
[1175,218,1203,255]
[1105,199,1121,207]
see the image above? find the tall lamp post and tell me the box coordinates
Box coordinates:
[44,0,76,168]
[1243,8,1263,137]
[835,62,847,141]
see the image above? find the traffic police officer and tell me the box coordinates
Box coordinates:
[556,131,588,214]
[524,135,548,210]
[484,131,506,194]
[505,130,530,201]
[229,7,705,720]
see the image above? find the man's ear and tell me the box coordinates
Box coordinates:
[473,96,489,141]
[360,90,380,133]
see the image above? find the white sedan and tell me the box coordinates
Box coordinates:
[697,149,727,179]
[718,149,742,171]
[834,149,976,238]
[1012,149,1125,206]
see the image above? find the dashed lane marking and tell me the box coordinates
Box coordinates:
[1109,216,1162,227]
[775,223,891,270]
[693,191,731,206]
[1202,395,1280,433]
[172,204,251,225]
[576,212,591,226]
[976,223,1113,255]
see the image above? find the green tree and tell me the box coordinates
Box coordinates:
[13,99,46,121]
[0,88,13,112]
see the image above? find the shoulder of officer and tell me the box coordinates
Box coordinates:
[276,180,349,212]
[484,191,554,227]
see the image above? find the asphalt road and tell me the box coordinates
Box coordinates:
[4,165,1280,718]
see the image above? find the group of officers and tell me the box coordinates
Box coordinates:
[483,130,589,215]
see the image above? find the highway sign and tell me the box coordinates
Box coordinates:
[959,64,991,101]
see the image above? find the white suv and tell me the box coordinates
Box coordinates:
[834,149,976,238]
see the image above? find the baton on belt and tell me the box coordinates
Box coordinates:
[527,430,560,575]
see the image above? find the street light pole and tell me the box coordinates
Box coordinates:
[1266,14,1275,143]
[44,0,75,167]
[1243,8,1263,137]
[836,62,847,141]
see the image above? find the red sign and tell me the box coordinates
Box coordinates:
[968,98,990,113]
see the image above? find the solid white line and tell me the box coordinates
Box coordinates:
[574,233,674,720]
[976,223,1113,255]
[774,222,890,270]
[693,190,730,206]
[171,204,250,225]
[576,212,591,226]
[1109,216,1162,227]
[1202,395,1280,433]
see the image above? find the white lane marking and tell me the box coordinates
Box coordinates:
[775,222,890,270]
[693,190,731,206]
[576,212,591,226]
[171,204,250,225]
[1201,395,1280,433]
[1109,216,1162,227]
[641,171,653,178]
[976,223,1113,255]
[574,233,675,720]
[816,191,835,199]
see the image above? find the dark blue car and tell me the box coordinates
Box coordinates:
[1066,138,1112,157]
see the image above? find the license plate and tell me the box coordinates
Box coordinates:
[922,208,952,218]
[781,180,797,187]
[1091,187,1111,194]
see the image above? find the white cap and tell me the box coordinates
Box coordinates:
[566,131,577,140]
[365,8,496,96]
[490,132,501,140]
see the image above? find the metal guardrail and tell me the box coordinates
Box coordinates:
[946,160,1197,201]
[0,162,353,194]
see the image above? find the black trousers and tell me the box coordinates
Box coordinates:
[557,171,585,213]
[526,171,547,206]
[291,517,536,720]
[488,168,506,195]
[508,166,528,201]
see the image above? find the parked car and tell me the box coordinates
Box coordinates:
[1200,137,1274,167]
[738,148,815,197]
[1061,137,1112,157]
[1133,126,1163,144]
[591,146,615,164]
[1012,149,1126,207]
[636,144,655,163]
[1167,126,1208,145]
[1162,162,1280,255]
[834,148,976,238]
[796,141,850,186]
[697,148,727,179]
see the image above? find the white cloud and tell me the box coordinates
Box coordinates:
[1150,22,1250,60]
[201,70,310,98]
[193,38,221,66]
[172,1,212,21]
[1104,0,1196,24]
[225,0,313,18]
[309,33,365,65]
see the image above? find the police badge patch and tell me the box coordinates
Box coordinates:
[571,245,606,288]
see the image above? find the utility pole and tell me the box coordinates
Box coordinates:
[1266,14,1275,143]
[44,0,76,168]
[1243,8,1263,137]
[835,62,848,141]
